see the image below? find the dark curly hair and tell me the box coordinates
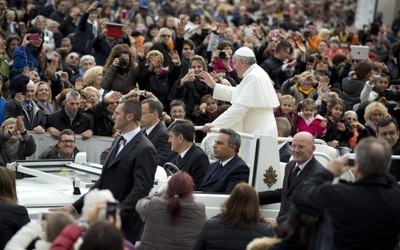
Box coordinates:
[104,44,136,69]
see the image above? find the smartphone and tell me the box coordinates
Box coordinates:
[347,154,356,167]
[28,33,40,41]
[97,2,103,8]
[121,10,127,19]
[188,68,194,74]
[137,90,146,96]
[106,202,118,220]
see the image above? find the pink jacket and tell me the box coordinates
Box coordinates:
[297,113,327,138]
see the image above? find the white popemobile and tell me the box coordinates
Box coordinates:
[11,128,340,220]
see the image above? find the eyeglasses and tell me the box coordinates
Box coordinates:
[378,130,398,137]
[291,144,308,150]
[60,140,75,144]
[161,34,171,38]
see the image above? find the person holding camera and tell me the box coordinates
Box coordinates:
[281,71,318,105]
[101,43,145,95]
[209,40,234,73]
[293,137,400,249]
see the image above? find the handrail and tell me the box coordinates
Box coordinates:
[194,126,256,140]
[277,137,328,145]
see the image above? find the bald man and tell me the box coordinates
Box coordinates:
[258,131,324,229]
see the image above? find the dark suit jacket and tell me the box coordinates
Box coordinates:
[72,131,158,243]
[258,156,323,225]
[279,142,292,163]
[146,121,170,166]
[294,169,400,249]
[200,155,249,193]
[0,202,30,250]
[166,144,208,190]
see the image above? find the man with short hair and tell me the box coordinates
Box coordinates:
[258,131,324,229]
[200,128,249,193]
[304,22,323,51]
[293,137,400,249]
[69,55,95,84]
[166,119,208,190]
[199,47,279,137]
[141,98,170,166]
[38,129,79,160]
[4,75,45,133]
[65,52,80,75]
[45,90,93,140]
[376,117,400,181]
[260,41,293,89]
[55,99,157,244]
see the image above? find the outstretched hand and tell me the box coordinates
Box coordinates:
[198,71,217,89]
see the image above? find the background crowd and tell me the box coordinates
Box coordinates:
[1,0,400,249]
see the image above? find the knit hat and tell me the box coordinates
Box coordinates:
[10,74,30,98]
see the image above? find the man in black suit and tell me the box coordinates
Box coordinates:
[276,117,292,163]
[293,137,400,249]
[53,99,158,244]
[200,128,249,193]
[258,131,323,229]
[141,99,170,166]
[166,120,208,190]
[376,117,400,181]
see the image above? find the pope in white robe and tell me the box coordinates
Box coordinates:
[199,47,279,138]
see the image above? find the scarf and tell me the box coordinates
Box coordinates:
[87,19,98,37]
[365,119,377,133]
[349,127,359,150]
[298,85,314,95]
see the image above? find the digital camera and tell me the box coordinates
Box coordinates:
[119,57,128,67]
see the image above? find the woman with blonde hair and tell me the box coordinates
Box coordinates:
[137,49,182,113]
[0,167,30,249]
[101,43,146,95]
[137,171,206,249]
[83,66,104,98]
[35,81,54,118]
[281,71,317,105]
[149,28,174,67]
[364,101,389,135]
[193,183,275,250]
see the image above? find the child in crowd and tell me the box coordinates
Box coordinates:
[323,99,354,156]
[273,94,298,136]
[297,98,327,138]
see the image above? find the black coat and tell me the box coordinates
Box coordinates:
[258,157,323,225]
[279,142,292,163]
[0,201,30,250]
[45,107,92,134]
[73,131,158,243]
[193,215,275,250]
[294,168,400,250]
[72,12,95,56]
[200,155,249,193]
[145,121,170,166]
[166,144,208,190]
[260,56,291,89]
[3,100,45,130]
[91,101,114,136]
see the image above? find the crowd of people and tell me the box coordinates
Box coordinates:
[1,0,400,249]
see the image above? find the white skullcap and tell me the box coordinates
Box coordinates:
[234,47,255,58]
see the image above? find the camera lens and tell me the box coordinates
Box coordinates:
[119,57,128,67]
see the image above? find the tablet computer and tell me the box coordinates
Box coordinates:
[350,45,369,60]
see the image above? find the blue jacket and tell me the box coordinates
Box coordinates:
[13,45,41,72]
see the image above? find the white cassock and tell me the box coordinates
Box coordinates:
[212,63,279,138]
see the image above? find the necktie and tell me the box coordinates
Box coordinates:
[108,136,125,163]
[209,162,223,179]
[175,155,182,165]
[289,165,300,188]
[116,137,126,156]
[143,130,148,137]
[26,106,34,127]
